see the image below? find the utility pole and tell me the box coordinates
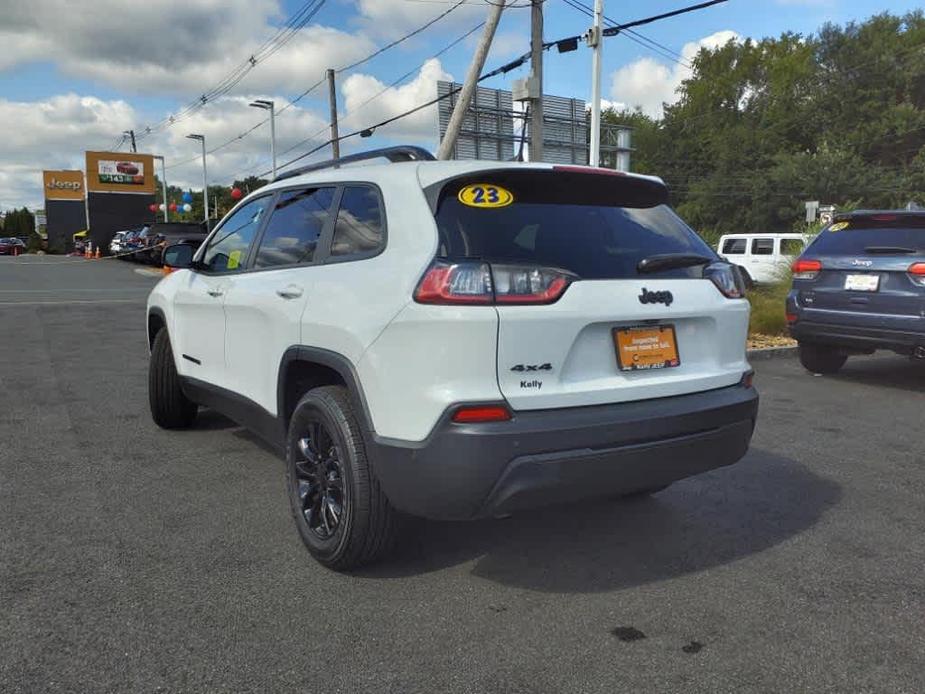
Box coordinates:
[588,0,604,167]
[124,130,137,153]
[327,69,340,159]
[529,0,544,162]
[437,0,506,160]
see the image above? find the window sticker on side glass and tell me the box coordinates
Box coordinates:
[458,184,514,209]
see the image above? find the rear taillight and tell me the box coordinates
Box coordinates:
[792,259,822,280]
[414,261,493,305]
[414,261,574,306]
[703,262,746,299]
[908,262,925,287]
[451,404,512,423]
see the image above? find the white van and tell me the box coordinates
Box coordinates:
[716,233,808,284]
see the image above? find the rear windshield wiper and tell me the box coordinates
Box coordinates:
[637,253,715,274]
[864,245,918,254]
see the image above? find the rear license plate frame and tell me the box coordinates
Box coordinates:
[844,274,880,292]
[613,324,681,372]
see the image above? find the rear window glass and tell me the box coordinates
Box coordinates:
[807,216,925,255]
[722,238,747,254]
[434,171,714,280]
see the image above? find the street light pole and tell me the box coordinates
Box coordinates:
[588,0,604,167]
[249,99,277,179]
[186,134,209,231]
[153,155,168,222]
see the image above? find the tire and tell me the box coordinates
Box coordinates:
[286,385,400,571]
[148,329,198,429]
[798,342,847,375]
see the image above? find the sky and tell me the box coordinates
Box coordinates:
[0,0,920,210]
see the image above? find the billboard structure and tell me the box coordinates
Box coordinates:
[43,170,87,253]
[437,81,632,169]
[85,151,156,252]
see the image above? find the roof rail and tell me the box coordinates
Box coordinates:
[273,146,435,182]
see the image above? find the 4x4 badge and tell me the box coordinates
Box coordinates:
[639,288,674,307]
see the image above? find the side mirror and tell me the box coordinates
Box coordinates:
[163,243,194,270]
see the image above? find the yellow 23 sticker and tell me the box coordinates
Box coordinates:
[458,184,514,208]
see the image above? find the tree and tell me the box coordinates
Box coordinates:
[607,11,925,236]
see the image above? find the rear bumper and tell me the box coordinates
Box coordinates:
[790,319,925,354]
[370,383,759,520]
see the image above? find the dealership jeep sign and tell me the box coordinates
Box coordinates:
[42,170,85,201]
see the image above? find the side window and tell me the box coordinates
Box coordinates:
[722,238,747,254]
[330,185,385,257]
[780,238,804,256]
[752,238,774,256]
[201,197,271,272]
[254,187,336,268]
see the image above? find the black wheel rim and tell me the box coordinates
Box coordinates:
[294,419,346,540]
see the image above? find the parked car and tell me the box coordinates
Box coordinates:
[119,228,146,259]
[109,230,130,255]
[131,226,157,263]
[144,223,207,266]
[717,233,808,285]
[147,146,758,570]
[787,210,925,373]
[0,237,26,255]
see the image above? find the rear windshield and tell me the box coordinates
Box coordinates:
[434,171,715,279]
[808,216,925,255]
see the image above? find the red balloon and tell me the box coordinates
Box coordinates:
[230,187,243,200]
[169,203,178,212]
[149,204,158,212]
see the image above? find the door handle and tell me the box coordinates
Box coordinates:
[276,285,304,300]
[207,289,224,297]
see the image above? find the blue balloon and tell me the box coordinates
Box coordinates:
[182,191,193,204]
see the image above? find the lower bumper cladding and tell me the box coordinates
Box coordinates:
[369,382,759,520]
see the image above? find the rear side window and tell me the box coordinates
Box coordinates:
[254,187,336,268]
[434,171,714,280]
[722,238,747,254]
[807,216,925,255]
[751,238,774,255]
[780,238,804,255]
[331,186,385,257]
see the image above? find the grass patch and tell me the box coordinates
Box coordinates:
[748,281,791,337]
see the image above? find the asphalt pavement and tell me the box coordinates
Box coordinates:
[1,256,924,693]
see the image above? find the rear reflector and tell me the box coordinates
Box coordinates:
[786,312,797,323]
[740,370,755,388]
[792,259,822,280]
[451,405,512,423]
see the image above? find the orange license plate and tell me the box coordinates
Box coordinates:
[613,325,680,372]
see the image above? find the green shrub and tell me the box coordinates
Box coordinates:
[748,280,791,336]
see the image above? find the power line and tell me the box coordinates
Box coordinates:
[131,0,327,144]
[165,0,472,173]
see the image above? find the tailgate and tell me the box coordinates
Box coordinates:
[497,278,749,410]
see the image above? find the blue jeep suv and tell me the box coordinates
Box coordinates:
[787,210,925,374]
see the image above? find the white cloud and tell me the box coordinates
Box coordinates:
[609,30,740,118]
[0,92,333,209]
[341,58,452,143]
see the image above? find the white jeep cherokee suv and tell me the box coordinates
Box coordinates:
[147,146,758,570]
